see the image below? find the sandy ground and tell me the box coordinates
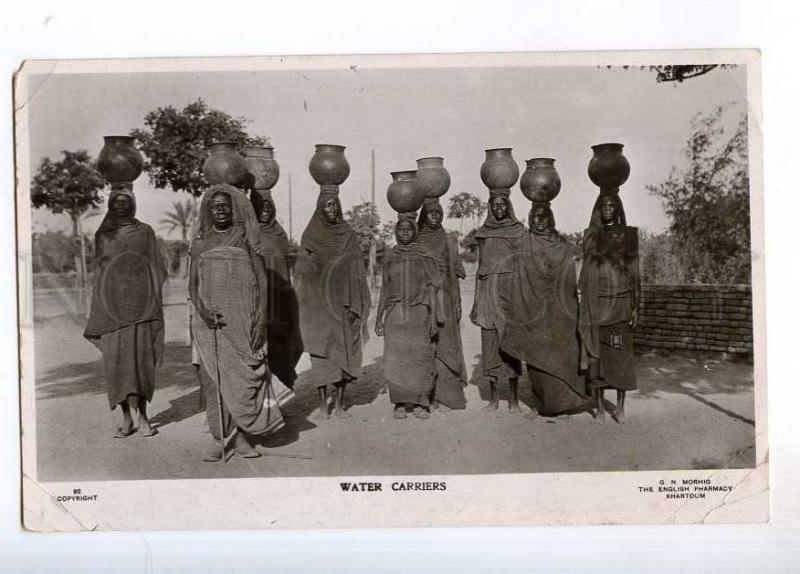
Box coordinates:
[31,276,756,482]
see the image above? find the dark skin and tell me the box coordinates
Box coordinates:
[376,220,432,420]
[311,196,353,421]
[423,205,463,413]
[465,196,521,415]
[104,194,155,438]
[258,199,276,225]
[593,195,638,424]
[188,193,268,350]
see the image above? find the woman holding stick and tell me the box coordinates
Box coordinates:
[189,184,293,461]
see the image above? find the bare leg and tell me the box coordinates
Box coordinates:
[509,377,522,413]
[594,388,606,424]
[334,382,351,418]
[311,387,329,421]
[615,390,627,423]
[114,401,135,438]
[482,379,499,412]
[135,398,156,437]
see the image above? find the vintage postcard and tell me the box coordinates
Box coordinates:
[15,50,766,531]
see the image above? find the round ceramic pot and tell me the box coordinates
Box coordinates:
[387,170,424,213]
[480,148,519,191]
[203,142,249,187]
[415,156,450,198]
[309,144,350,187]
[242,145,280,191]
[520,157,561,202]
[588,143,630,191]
[97,135,144,184]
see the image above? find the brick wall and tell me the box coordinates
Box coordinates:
[635,284,753,355]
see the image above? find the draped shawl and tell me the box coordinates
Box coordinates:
[84,187,166,340]
[295,193,371,376]
[416,200,466,375]
[577,193,640,370]
[194,183,262,252]
[500,231,584,391]
[472,196,526,330]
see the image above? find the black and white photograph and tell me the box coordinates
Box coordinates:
[15,51,766,530]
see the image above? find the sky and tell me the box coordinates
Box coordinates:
[24,63,748,239]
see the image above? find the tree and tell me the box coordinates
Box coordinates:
[31,150,106,296]
[131,99,268,198]
[447,192,487,233]
[159,199,196,242]
[647,105,750,284]
[344,201,380,255]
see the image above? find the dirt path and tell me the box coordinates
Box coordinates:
[31,278,756,482]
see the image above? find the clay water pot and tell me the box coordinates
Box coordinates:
[387,170,424,213]
[203,142,249,187]
[97,135,144,184]
[520,158,561,202]
[242,145,280,191]
[480,148,519,191]
[588,143,630,191]
[415,156,450,198]
[309,144,350,188]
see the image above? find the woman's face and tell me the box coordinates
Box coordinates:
[209,193,233,230]
[259,200,276,224]
[322,198,340,224]
[395,220,417,245]
[490,196,509,221]
[600,196,618,225]
[423,207,443,229]
[110,194,134,220]
[530,206,553,234]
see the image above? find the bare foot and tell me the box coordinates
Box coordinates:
[433,401,451,412]
[114,419,135,438]
[334,407,352,419]
[412,406,431,420]
[614,408,627,424]
[310,407,330,421]
[482,401,499,413]
[509,402,522,414]
[201,442,223,462]
[595,410,607,425]
[524,411,539,420]
[137,418,157,437]
[393,406,407,420]
[235,433,261,458]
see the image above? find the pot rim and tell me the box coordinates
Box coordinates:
[590,142,625,152]
[390,170,418,180]
[314,143,347,152]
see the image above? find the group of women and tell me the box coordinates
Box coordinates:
[378,191,640,424]
[84,179,639,462]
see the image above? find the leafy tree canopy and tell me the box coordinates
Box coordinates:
[131,99,267,197]
[31,149,106,230]
[647,104,750,284]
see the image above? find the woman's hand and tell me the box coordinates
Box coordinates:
[199,307,224,330]
[469,308,479,326]
[375,319,384,337]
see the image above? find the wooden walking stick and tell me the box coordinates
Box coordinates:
[211,315,230,463]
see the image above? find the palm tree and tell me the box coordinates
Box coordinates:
[159,199,196,242]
